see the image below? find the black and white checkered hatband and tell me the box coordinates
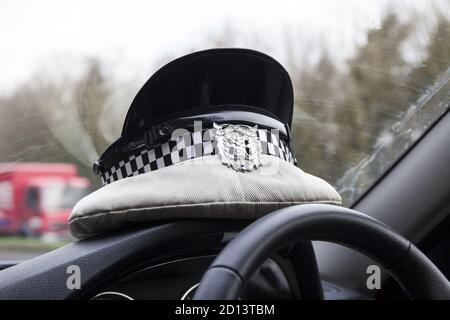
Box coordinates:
[96,124,296,185]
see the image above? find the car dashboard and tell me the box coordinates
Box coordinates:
[0,220,366,300]
[90,245,364,300]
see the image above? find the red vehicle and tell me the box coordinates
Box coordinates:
[0,163,90,236]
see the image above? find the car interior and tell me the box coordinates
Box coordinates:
[0,1,449,302]
[0,50,448,300]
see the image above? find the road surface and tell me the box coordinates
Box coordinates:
[0,249,50,262]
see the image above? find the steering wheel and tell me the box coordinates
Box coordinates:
[193,204,450,300]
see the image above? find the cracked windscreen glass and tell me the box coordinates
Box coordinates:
[0,0,449,259]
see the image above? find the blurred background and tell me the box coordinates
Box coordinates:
[0,0,449,259]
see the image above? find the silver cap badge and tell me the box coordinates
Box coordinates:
[213,123,263,171]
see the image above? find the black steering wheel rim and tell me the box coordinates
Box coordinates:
[193,204,450,300]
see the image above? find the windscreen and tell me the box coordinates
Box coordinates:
[0,0,449,258]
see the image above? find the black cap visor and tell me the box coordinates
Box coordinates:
[122,48,294,136]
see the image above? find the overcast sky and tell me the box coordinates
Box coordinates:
[0,0,448,94]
